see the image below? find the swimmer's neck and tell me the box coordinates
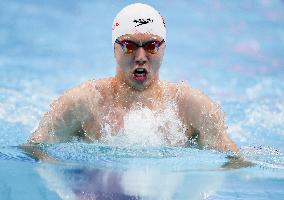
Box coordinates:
[110,76,164,108]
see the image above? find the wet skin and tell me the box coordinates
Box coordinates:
[25,33,239,153]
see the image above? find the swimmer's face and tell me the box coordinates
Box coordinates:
[114,33,165,91]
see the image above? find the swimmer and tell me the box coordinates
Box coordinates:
[24,3,239,154]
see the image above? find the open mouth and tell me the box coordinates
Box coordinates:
[133,68,148,81]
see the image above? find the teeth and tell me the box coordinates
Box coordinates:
[134,68,147,79]
[135,68,146,73]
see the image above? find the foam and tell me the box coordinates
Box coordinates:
[101,101,187,147]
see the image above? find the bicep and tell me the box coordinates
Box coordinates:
[197,97,225,144]
[28,95,81,144]
[180,85,238,152]
[196,101,238,152]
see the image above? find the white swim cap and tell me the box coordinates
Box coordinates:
[112,3,166,45]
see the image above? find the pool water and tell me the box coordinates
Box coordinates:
[0,0,284,199]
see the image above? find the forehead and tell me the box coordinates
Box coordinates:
[118,33,163,42]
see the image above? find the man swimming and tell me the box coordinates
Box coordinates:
[25,3,238,153]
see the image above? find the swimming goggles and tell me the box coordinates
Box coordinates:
[115,39,165,54]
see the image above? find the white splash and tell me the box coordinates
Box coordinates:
[229,101,284,144]
[101,102,187,147]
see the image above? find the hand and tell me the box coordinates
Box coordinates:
[222,155,255,169]
[20,143,59,163]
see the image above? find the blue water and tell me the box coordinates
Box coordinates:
[0,0,284,199]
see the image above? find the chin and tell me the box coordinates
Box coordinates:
[129,81,148,91]
[130,78,156,91]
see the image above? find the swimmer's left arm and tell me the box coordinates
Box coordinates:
[178,84,239,153]
[195,98,239,153]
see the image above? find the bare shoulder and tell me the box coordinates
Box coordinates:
[65,79,105,97]
[161,81,208,101]
[174,82,223,127]
[176,82,216,111]
[27,78,112,144]
[176,82,203,100]
[159,81,180,98]
[159,81,211,107]
[61,78,113,105]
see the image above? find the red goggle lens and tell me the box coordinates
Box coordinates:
[116,40,164,54]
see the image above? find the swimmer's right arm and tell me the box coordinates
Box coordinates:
[21,82,97,162]
[21,91,81,162]
[27,91,82,144]
[20,92,79,162]
[26,80,101,144]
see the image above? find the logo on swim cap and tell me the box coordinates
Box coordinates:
[112,3,166,45]
[133,18,154,27]
[112,22,120,30]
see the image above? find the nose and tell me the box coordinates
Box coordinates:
[134,47,148,66]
